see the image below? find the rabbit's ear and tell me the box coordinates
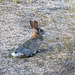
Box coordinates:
[34,21,38,29]
[30,20,38,29]
[30,20,34,28]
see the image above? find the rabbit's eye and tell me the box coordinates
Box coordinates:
[39,29,44,32]
[15,52,18,54]
[40,30,43,32]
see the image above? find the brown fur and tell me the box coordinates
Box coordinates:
[30,20,34,28]
[31,29,37,39]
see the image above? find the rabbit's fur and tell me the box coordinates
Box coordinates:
[11,20,44,57]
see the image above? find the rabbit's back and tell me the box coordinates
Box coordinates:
[15,37,43,54]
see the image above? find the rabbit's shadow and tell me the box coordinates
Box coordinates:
[33,48,54,57]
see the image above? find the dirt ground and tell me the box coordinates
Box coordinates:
[0,0,75,75]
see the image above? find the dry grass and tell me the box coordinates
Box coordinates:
[0,0,75,75]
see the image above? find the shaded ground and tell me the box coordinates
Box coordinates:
[0,0,75,75]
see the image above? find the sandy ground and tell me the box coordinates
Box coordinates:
[0,0,75,75]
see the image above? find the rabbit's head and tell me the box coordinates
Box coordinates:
[30,20,44,38]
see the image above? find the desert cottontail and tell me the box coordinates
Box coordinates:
[11,20,44,57]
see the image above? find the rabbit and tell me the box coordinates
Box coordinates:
[11,20,44,57]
